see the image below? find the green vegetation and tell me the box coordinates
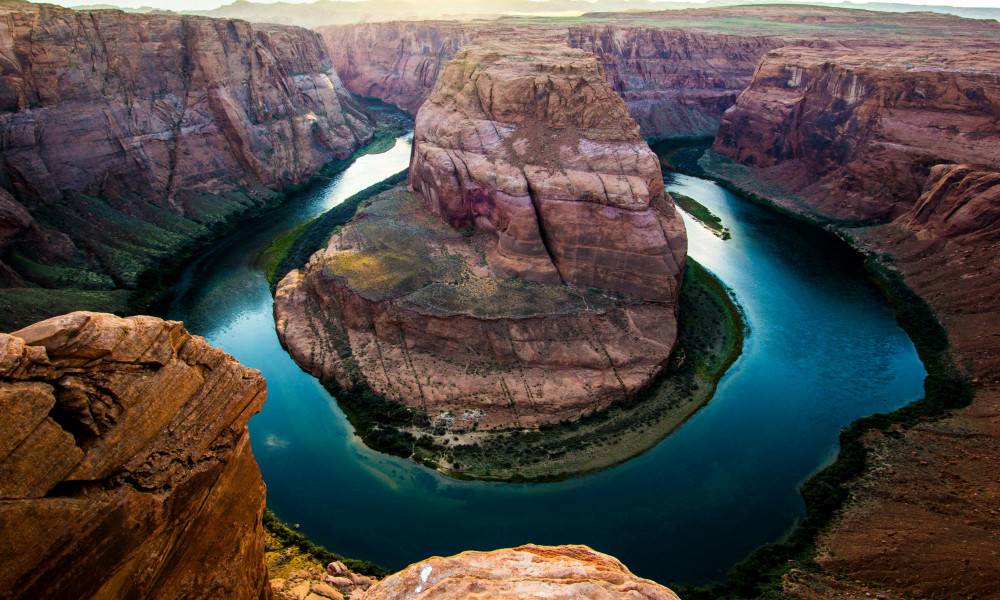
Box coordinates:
[673,192,731,239]
[324,259,745,482]
[267,171,409,287]
[660,144,973,600]
[262,510,390,579]
[0,288,131,332]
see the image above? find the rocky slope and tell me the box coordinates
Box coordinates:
[697,38,1000,598]
[360,545,680,600]
[0,311,269,599]
[0,1,375,328]
[713,45,1000,221]
[275,44,686,430]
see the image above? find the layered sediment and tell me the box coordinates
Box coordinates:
[0,1,375,327]
[713,46,1000,221]
[0,312,269,599]
[275,44,686,430]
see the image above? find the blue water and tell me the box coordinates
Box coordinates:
[157,140,925,587]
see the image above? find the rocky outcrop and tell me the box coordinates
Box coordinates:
[0,1,374,295]
[360,544,680,600]
[410,45,686,300]
[275,44,685,430]
[713,45,1000,221]
[0,311,269,599]
[902,164,1000,243]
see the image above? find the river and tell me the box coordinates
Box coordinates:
[156,134,925,587]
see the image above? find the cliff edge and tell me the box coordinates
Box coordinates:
[0,312,269,600]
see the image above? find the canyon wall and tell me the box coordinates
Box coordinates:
[0,311,269,599]
[566,26,784,139]
[0,1,375,326]
[713,46,1000,222]
[275,44,686,431]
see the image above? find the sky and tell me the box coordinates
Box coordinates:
[48,0,1000,14]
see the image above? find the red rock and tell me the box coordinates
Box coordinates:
[275,44,684,429]
[713,45,1000,221]
[360,544,680,600]
[0,312,269,600]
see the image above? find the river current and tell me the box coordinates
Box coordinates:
[157,133,925,586]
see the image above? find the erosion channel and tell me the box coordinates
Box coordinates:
[156,134,926,586]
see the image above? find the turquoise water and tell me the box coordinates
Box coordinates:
[157,140,925,587]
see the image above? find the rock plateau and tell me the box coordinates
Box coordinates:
[275,44,686,430]
[0,311,269,600]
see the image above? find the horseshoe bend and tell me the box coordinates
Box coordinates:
[274,44,688,434]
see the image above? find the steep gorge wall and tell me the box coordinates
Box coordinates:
[713,46,1000,223]
[0,312,269,600]
[0,1,375,307]
[320,21,780,140]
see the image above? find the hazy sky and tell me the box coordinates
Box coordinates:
[49,0,1000,13]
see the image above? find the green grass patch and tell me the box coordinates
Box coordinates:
[262,509,390,579]
[0,288,131,333]
[673,192,731,239]
[320,258,745,482]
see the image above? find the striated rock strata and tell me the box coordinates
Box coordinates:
[275,44,686,429]
[0,311,269,599]
[0,1,375,304]
[360,544,680,600]
[713,45,1000,221]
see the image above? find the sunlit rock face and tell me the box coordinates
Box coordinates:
[360,544,682,600]
[275,43,686,430]
[0,312,269,600]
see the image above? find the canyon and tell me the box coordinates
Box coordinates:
[320,6,1000,141]
[275,44,686,431]
[0,0,375,330]
[2,1,999,599]
[697,34,1000,600]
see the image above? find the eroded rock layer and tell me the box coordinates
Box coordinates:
[0,0,374,297]
[361,544,680,600]
[713,46,1000,221]
[0,312,269,600]
[409,45,686,301]
[275,44,685,429]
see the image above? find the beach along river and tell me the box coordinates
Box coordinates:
[156,137,925,586]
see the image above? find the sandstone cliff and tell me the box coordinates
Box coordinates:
[0,311,269,599]
[320,7,1000,142]
[275,44,686,430]
[360,545,680,600]
[713,45,1000,221]
[0,1,375,325]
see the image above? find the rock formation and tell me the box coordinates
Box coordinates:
[713,45,1000,221]
[275,44,686,429]
[320,7,1000,141]
[0,1,375,316]
[0,311,269,599]
[360,545,680,600]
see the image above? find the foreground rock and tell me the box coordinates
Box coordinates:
[0,312,269,599]
[276,44,685,430]
[361,545,680,600]
[0,1,375,327]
